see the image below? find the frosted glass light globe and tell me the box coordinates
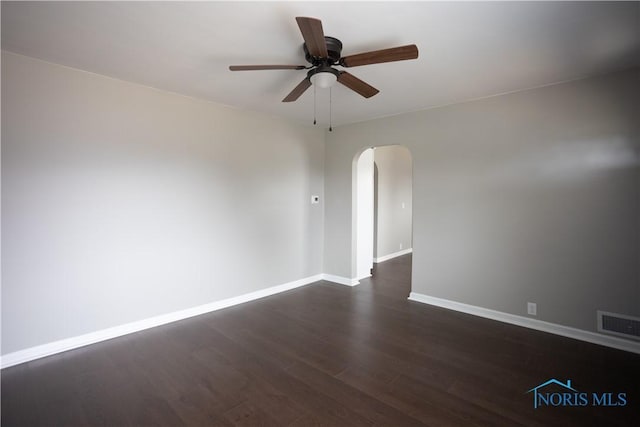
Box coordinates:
[310,71,337,88]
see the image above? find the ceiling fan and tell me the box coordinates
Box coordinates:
[229,17,419,102]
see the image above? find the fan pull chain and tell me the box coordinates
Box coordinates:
[329,87,333,132]
[313,85,317,125]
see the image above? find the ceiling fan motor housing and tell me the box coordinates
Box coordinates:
[304,36,343,65]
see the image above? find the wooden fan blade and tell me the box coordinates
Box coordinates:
[282,78,312,102]
[229,65,306,71]
[340,44,418,68]
[337,72,379,98]
[296,17,328,58]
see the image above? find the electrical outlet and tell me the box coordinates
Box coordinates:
[527,302,537,316]
[400,243,403,250]
[402,202,405,209]
[311,195,319,204]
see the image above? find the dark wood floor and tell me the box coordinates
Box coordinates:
[2,254,639,426]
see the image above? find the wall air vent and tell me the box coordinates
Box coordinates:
[597,311,640,341]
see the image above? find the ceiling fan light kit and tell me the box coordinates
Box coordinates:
[229,17,419,128]
[309,67,339,88]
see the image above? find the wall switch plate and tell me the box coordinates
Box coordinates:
[311,195,320,204]
[527,302,537,316]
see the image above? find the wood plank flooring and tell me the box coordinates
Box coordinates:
[2,254,639,426]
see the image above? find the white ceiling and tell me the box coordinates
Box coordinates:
[2,1,639,127]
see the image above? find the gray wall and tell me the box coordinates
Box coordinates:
[1,52,325,354]
[3,49,638,354]
[325,68,639,333]
[374,146,413,259]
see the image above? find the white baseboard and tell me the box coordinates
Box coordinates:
[1,274,324,369]
[10,278,634,369]
[321,274,360,287]
[374,248,412,263]
[408,292,640,355]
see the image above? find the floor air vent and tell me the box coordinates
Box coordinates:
[597,311,640,341]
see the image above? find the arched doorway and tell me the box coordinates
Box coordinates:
[353,145,413,284]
